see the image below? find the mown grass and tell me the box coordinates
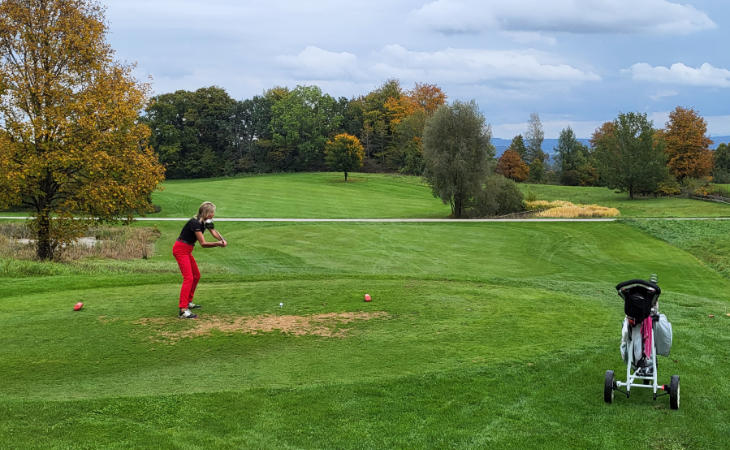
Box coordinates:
[2,220,730,448]
[150,172,451,218]
[3,173,730,219]
[147,172,730,218]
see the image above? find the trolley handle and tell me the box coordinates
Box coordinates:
[615,279,661,295]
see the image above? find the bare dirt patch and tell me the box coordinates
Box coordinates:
[135,311,390,342]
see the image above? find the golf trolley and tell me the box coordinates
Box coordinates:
[604,277,680,409]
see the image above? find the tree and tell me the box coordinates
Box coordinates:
[713,143,730,183]
[325,133,364,181]
[144,87,236,179]
[663,106,713,180]
[422,100,493,218]
[593,113,666,199]
[496,149,529,181]
[0,0,165,260]
[507,134,528,161]
[554,127,594,186]
[524,113,546,166]
[269,85,341,171]
[384,82,446,174]
[411,82,447,114]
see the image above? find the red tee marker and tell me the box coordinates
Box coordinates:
[73,302,84,311]
[364,294,372,302]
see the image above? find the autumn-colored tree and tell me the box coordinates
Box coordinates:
[496,149,529,182]
[382,82,446,173]
[325,133,365,181]
[663,106,713,180]
[0,0,165,260]
[411,83,447,115]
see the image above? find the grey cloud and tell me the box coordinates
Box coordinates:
[410,0,715,35]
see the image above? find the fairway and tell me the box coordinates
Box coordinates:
[2,219,730,448]
[147,172,730,219]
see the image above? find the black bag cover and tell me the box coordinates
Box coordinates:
[624,291,653,323]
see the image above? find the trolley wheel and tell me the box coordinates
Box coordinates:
[604,370,615,403]
[669,375,680,410]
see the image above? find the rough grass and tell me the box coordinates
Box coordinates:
[525,200,620,217]
[0,223,160,261]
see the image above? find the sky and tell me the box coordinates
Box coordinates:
[105,0,730,139]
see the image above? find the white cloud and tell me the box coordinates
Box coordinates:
[371,45,600,84]
[625,62,730,87]
[277,46,360,80]
[410,0,715,35]
[649,90,679,101]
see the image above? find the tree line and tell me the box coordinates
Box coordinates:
[496,107,729,199]
[144,84,728,201]
[141,81,446,179]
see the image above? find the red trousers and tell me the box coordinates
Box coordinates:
[173,240,200,309]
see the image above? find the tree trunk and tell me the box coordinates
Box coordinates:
[35,211,53,260]
[344,171,348,182]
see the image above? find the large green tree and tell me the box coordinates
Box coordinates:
[269,85,341,171]
[0,0,165,260]
[144,86,236,179]
[554,127,595,186]
[593,113,667,199]
[422,100,493,218]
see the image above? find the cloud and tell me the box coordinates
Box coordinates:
[371,45,600,84]
[624,62,730,87]
[649,90,679,101]
[409,0,715,35]
[277,46,360,80]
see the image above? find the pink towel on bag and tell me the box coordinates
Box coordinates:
[641,315,653,358]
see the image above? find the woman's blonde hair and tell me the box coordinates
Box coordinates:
[196,201,216,221]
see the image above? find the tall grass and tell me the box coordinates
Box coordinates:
[525,200,620,218]
[0,224,161,261]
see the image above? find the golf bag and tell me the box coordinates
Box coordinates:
[617,279,673,363]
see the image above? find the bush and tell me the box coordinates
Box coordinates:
[680,177,712,197]
[656,177,681,196]
[469,175,525,217]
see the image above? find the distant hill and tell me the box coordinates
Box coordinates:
[492,135,730,158]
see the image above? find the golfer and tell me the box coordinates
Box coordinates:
[173,201,227,319]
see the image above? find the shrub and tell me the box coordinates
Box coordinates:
[469,175,525,217]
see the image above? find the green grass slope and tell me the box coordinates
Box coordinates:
[150,172,451,218]
[1,221,729,448]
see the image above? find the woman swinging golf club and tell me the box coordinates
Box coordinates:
[173,201,227,319]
